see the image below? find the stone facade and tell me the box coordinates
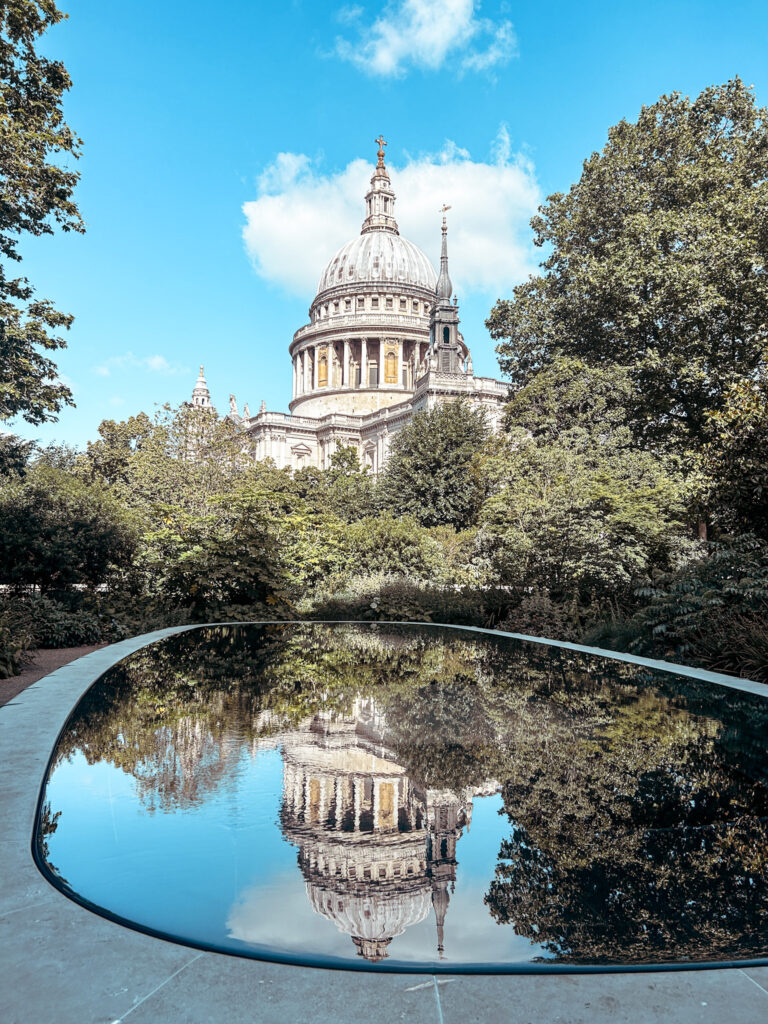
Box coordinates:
[195,139,508,472]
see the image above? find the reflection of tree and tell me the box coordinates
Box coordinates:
[481,649,768,963]
[37,800,66,883]
[46,622,768,963]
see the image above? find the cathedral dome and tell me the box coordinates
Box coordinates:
[313,137,436,302]
[315,231,436,298]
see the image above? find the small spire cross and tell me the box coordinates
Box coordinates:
[375,135,387,166]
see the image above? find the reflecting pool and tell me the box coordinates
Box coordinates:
[35,622,768,970]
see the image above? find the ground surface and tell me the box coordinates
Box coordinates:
[0,644,105,707]
[2,630,768,1024]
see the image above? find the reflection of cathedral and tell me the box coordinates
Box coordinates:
[190,137,507,472]
[272,699,485,962]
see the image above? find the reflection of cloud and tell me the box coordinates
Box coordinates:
[227,873,354,958]
[242,129,540,297]
[333,0,517,78]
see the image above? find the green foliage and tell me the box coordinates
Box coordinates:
[129,498,291,623]
[608,534,768,680]
[488,79,768,448]
[382,400,491,529]
[700,350,768,538]
[0,463,137,592]
[0,593,105,649]
[340,513,440,580]
[293,443,378,522]
[0,1,84,448]
[503,357,636,439]
[479,426,688,610]
[0,618,31,677]
[302,574,487,626]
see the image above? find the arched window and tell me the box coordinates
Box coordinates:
[318,354,328,387]
[385,351,397,384]
[443,326,450,344]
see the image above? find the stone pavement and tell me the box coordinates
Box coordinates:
[2,627,767,1024]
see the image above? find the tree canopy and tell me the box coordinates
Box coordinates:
[0,0,83,463]
[382,399,491,530]
[488,78,768,448]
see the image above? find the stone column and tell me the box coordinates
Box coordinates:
[343,339,350,386]
[353,777,361,831]
[292,355,297,398]
[361,339,368,389]
[397,339,404,387]
[313,344,319,390]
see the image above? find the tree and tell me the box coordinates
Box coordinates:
[700,349,768,538]
[0,1,83,462]
[0,463,136,593]
[479,358,689,617]
[382,400,491,529]
[488,79,768,448]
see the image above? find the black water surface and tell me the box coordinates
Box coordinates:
[34,622,768,970]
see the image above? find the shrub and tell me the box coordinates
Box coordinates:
[584,535,768,681]
[0,595,106,649]
[0,621,32,678]
[300,574,487,626]
[496,591,581,642]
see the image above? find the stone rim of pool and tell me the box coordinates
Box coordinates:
[30,620,768,975]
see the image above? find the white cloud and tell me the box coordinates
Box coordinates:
[92,352,189,377]
[333,0,517,77]
[242,128,540,299]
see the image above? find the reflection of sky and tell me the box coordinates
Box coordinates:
[43,747,548,965]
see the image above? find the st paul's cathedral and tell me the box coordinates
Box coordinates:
[190,138,508,472]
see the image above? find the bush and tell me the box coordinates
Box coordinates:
[299,574,487,626]
[585,535,768,681]
[0,621,32,678]
[496,591,582,642]
[0,595,106,649]
[0,465,137,593]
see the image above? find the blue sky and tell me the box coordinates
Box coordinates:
[15,0,768,448]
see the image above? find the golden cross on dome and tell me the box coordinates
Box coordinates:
[375,135,387,165]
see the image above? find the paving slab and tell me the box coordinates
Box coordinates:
[437,969,768,1024]
[115,954,440,1024]
[2,624,767,1024]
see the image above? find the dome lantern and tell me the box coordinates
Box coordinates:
[360,135,399,236]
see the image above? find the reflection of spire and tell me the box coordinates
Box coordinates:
[432,880,450,958]
[426,790,466,959]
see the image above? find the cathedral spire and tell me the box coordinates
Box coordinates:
[436,205,453,300]
[361,135,399,235]
[191,365,214,410]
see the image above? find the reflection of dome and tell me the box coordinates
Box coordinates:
[316,232,436,298]
[269,699,479,962]
[306,879,432,962]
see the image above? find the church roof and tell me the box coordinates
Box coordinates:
[314,138,437,299]
[316,230,436,296]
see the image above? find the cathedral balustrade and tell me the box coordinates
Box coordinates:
[292,311,428,345]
